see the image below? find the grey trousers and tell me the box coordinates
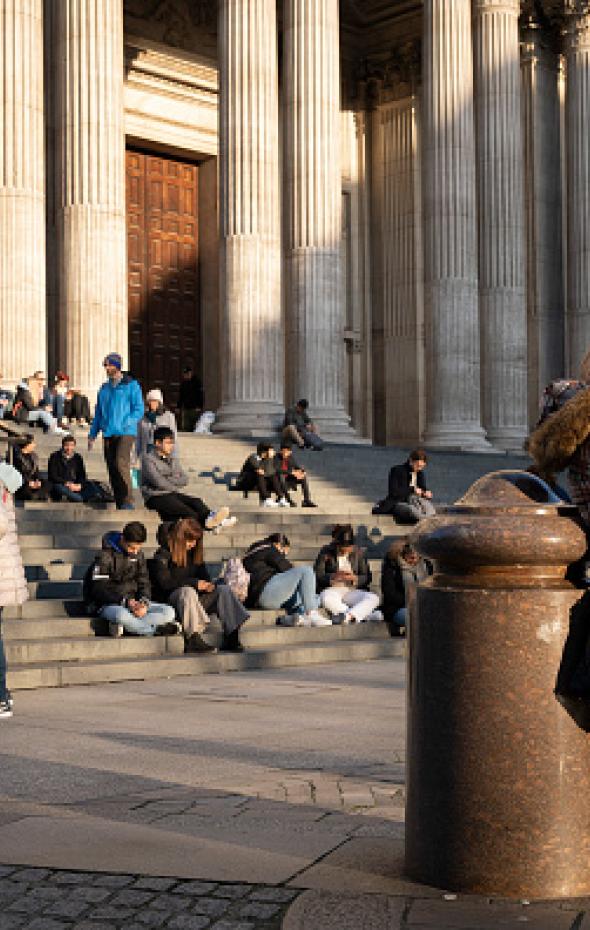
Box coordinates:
[392,497,436,525]
[169,584,249,637]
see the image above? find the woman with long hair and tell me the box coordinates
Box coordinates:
[242,532,327,625]
[314,524,380,624]
[149,518,249,653]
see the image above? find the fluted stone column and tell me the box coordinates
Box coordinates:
[422,0,488,449]
[474,0,527,450]
[283,0,352,436]
[215,0,283,432]
[0,1,46,383]
[565,14,590,374]
[54,0,127,400]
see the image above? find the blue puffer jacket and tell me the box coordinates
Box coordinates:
[89,374,144,439]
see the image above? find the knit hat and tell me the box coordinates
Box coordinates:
[146,389,163,404]
[103,353,122,370]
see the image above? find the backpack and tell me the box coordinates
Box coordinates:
[223,557,250,603]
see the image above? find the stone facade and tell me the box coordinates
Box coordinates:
[0,0,588,448]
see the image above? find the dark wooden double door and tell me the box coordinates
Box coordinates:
[126,150,200,402]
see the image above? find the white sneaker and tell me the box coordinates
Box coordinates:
[307,610,332,627]
[263,498,279,508]
[367,609,384,623]
[213,515,238,534]
[278,497,290,508]
[296,613,313,627]
[54,427,69,436]
[205,506,230,530]
[109,620,124,638]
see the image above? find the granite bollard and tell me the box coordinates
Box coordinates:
[405,470,590,897]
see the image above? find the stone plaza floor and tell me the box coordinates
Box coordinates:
[0,659,589,928]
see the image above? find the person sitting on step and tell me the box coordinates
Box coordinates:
[48,434,104,503]
[381,539,432,637]
[236,442,289,508]
[242,532,329,626]
[136,388,178,459]
[275,442,317,508]
[149,518,248,654]
[374,449,436,524]
[84,521,180,638]
[141,426,237,531]
[315,524,380,624]
[282,399,324,451]
[12,434,50,502]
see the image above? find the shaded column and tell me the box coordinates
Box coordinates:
[215,0,283,432]
[0,1,46,383]
[474,0,527,450]
[422,0,488,449]
[565,14,590,374]
[283,0,353,436]
[54,0,127,399]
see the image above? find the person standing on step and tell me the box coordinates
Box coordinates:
[149,519,248,654]
[282,399,324,450]
[374,449,436,524]
[315,524,380,624]
[88,353,144,511]
[177,365,204,432]
[12,434,50,501]
[276,442,317,508]
[236,443,289,507]
[242,533,328,626]
[0,461,28,718]
[84,521,180,637]
[141,427,237,531]
[48,435,104,503]
[136,388,178,459]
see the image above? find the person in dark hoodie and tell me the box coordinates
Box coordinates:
[48,435,103,503]
[149,518,248,654]
[88,353,144,510]
[85,521,179,637]
[381,539,432,636]
[242,533,327,625]
[13,435,50,501]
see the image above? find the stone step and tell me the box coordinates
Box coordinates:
[6,638,404,690]
[5,633,184,664]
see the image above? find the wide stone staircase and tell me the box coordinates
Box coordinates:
[2,429,528,690]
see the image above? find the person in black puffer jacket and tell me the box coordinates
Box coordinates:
[149,518,248,653]
[242,533,324,625]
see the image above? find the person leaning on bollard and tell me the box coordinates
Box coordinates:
[88,353,144,511]
[0,461,29,718]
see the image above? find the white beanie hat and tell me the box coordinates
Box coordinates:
[146,389,163,404]
[0,461,23,494]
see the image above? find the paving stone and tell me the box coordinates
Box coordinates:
[173,881,218,897]
[166,917,211,930]
[90,874,135,888]
[11,869,51,883]
[26,887,63,901]
[192,897,231,917]
[132,877,178,892]
[212,884,251,900]
[248,887,299,903]
[109,889,155,907]
[133,912,173,927]
[210,922,255,930]
[72,924,116,930]
[148,893,192,912]
[43,899,89,918]
[49,871,96,885]
[8,896,49,913]
[68,887,112,904]
[27,921,68,930]
[238,902,280,920]
[0,867,17,878]
[86,906,134,921]
[0,915,26,930]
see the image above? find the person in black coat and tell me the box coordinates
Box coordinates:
[374,449,436,524]
[242,533,323,623]
[315,524,379,624]
[381,539,432,636]
[13,435,49,501]
[236,443,288,506]
[48,435,102,502]
[149,518,248,653]
[275,442,317,507]
[177,366,204,432]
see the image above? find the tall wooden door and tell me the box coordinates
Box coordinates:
[126,150,200,401]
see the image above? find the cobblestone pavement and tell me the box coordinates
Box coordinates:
[0,865,299,930]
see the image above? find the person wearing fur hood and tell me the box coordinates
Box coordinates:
[0,461,28,718]
[527,353,590,524]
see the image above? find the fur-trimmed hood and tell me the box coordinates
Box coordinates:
[528,386,590,482]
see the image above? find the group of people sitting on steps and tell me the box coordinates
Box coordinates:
[82,519,430,653]
[235,441,317,508]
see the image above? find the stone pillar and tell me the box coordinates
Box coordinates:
[474,0,527,450]
[283,0,353,436]
[565,14,590,375]
[521,20,565,425]
[422,0,488,449]
[54,0,127,400]
[215,0,283,432]
[0,1,46,384]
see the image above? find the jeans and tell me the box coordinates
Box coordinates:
[392,607,408,628]
[258,566,319,613]
[98,602,176,636]
[28,410,58,433]
[282,425,323,450]
[52,395,66,421]
[0,610,7,703]
[51,481,102,503]
[103,435,135,508]
[320,587,380,622]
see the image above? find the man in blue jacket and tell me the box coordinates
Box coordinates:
[88,353,144,510]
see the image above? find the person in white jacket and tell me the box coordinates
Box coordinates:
[0,461,28,718]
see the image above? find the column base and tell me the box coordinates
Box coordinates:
[213,401,285,436]
[484,426,527,454]
[422,422,493,453]
[310,406,358,442]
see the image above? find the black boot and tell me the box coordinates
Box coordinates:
[185,633,217,654]
[221,629,244,653]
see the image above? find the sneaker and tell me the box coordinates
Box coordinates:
[288,498,298,508]
[278,497,290,508]
[367,609,384,623]
[156,621,183,636]
[53,426,69,436]
[213,515,238,535]
[295,613,313,627]
[331,612,347,626]
[306,610,332,627]
[205,506,230,530]
[263,498,279,508]
[109,620,124,638]
[302,500,318,508]
[221,630,244,653]
[185,632,217,653]
[0,699,13,719]
[276,613,302,626]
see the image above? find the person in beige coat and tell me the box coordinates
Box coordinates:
[0,461,28,717]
